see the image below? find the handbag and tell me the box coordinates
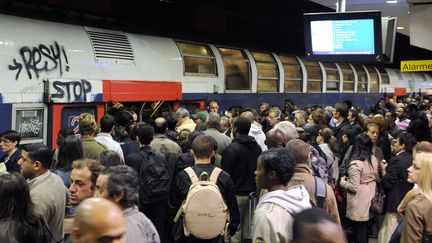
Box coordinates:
[370,184,386,214]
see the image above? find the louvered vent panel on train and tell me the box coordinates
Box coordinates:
[84,27,135,65]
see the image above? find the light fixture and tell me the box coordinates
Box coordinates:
[386,0,398,3]
[397,26,405,30]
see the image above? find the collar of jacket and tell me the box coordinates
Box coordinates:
[295,164,313,174]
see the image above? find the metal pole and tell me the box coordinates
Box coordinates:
[336,0,346,12]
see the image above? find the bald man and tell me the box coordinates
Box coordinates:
[265,128,287,149]
[71,198,125,243]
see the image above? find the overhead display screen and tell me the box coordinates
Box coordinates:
[310,19,375,55]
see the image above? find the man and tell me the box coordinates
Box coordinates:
[79,113,107,160]
[378,132,417,243]
[207,100,220,113]
[333,102,351,157]
[395,104,411,131]
[291,208,346,243]
[175,107,196,133]
[253,148,311,242]
[95,165,160,243]
[95,114,125,163]
[204,112,232,154]
[170,135,240,242]
[406,103,431,142]
[69,159,104,207]
[71,198,125,243]
[285,139,340,223]
[18,143,68,242]
[241,111,267,151]
[267,107,281,128]
[294,110,308,128]
[192,111,209,124]
[125,123,170,242]
[151,117,182,156]
[259,102,269,114]
[220,116,232,137]
[265,128,287,149]
[0,130,21,173]
[221,117,262,243]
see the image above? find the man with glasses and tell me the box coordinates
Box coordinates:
[0,130,21,173]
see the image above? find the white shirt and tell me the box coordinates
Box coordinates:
[95,133,125,163]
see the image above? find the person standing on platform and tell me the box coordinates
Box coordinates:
[0,130,21,173]
[207,100,220,114]
[204,112,232,155]
[96,114,125,164]
[175,107,196,133]
[79,113,107,160]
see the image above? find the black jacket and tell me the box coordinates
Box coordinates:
[380,151,414,212]
[169,164,240,238]
[334,119,351,157]
[221,134,262,195]
[407,114,431,142]
[0,149,21,173]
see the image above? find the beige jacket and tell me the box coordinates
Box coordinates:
[401,194,432,243]
[340,157,378,221]
[287,164,340,223]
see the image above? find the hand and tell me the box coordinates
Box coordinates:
[380,160,388,174]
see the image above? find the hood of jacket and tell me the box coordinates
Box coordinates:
[233,134,259,148]
[257,185,311,214]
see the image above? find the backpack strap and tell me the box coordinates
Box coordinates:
[184,167,199,183]
[314,176,327,208]
[209,167,222,183]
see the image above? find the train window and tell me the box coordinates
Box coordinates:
[303,60,322,92]
[279,55,302,92]
[176,42,217,76]
[376,67,390,85]
[15,108,44,142]
[252,52,278,92]
[323,63,340,91]
[218,48,251,91]
[339,63,355,92]
[367,66,379,93]
[353,65,367,93]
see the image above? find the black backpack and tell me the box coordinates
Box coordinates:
[137,149,171,204]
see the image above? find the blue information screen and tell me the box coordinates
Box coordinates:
[310,19,375,55]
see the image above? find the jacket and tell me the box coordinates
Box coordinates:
[334,118,351,153]
[124,206,160,243]
[340,157,378,221]
[401,194,432,243]
[176,119,196,133]
[81,136,107,160]
[221,134,262,195]
[0,148,21,173]
[287,164,340,223]
[407,114,431,142]
[249,122,268,152]
[252,185,311,243]
[203,128,232,154]
[169,164,240,237]
[380,151,414,212]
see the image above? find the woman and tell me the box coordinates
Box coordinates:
[400,150,432,242]
[307,108,329,130]
[340,133,378,243]
[348,108,365,137]
[0,130,21,173]
[0,173,51,243]
[317,128,339,181]
[55,135,83,188]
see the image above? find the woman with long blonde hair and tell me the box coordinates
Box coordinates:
[401,152,432,242]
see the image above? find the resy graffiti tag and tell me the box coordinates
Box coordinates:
[8,41,70,80]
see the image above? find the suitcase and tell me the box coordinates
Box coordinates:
[242,191,257,243]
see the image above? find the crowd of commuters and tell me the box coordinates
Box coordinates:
[1,96,432,243]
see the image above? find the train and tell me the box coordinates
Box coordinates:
[0,13,431,148]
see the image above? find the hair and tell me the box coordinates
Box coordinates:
[349,133,373,166]
[99,150,122,168]
[191,135,214,160]
[57,136,83,172]
[207,100,219,109]
[292,208,338,242]
[0,130,21,145]
[206,112,221,129]
[274,121,298,141]
[117,111,133,127]
[0,173,48,242]
[72,159,104,189]
[99,114,115,133]
[154,117,168,134]
[414,141,432,154]
[334,102,349,118]
[135,122,154,145]
[166,112,178,131]
[349,108,365,129]
[258,148,296,185]
[265,128,287,149]
[416,152,432,202]
[101,165,139,208]
[397,132,417,153]
[268,107,282,120]
[285,139,309,164]
[240,111,255,123]
[372,114,388,135]
[22,143,52,170]
[79,113,97,135]
[234,117,251,135]
[319,128,338,155]
[176,107,190,118]
[310,108,328,129]
[366,122,380,133]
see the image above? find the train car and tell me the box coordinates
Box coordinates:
[0,13,431,148]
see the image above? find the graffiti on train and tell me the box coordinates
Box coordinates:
[50,80,93,103]
[8,41,70,80]
[18,118,43,137]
